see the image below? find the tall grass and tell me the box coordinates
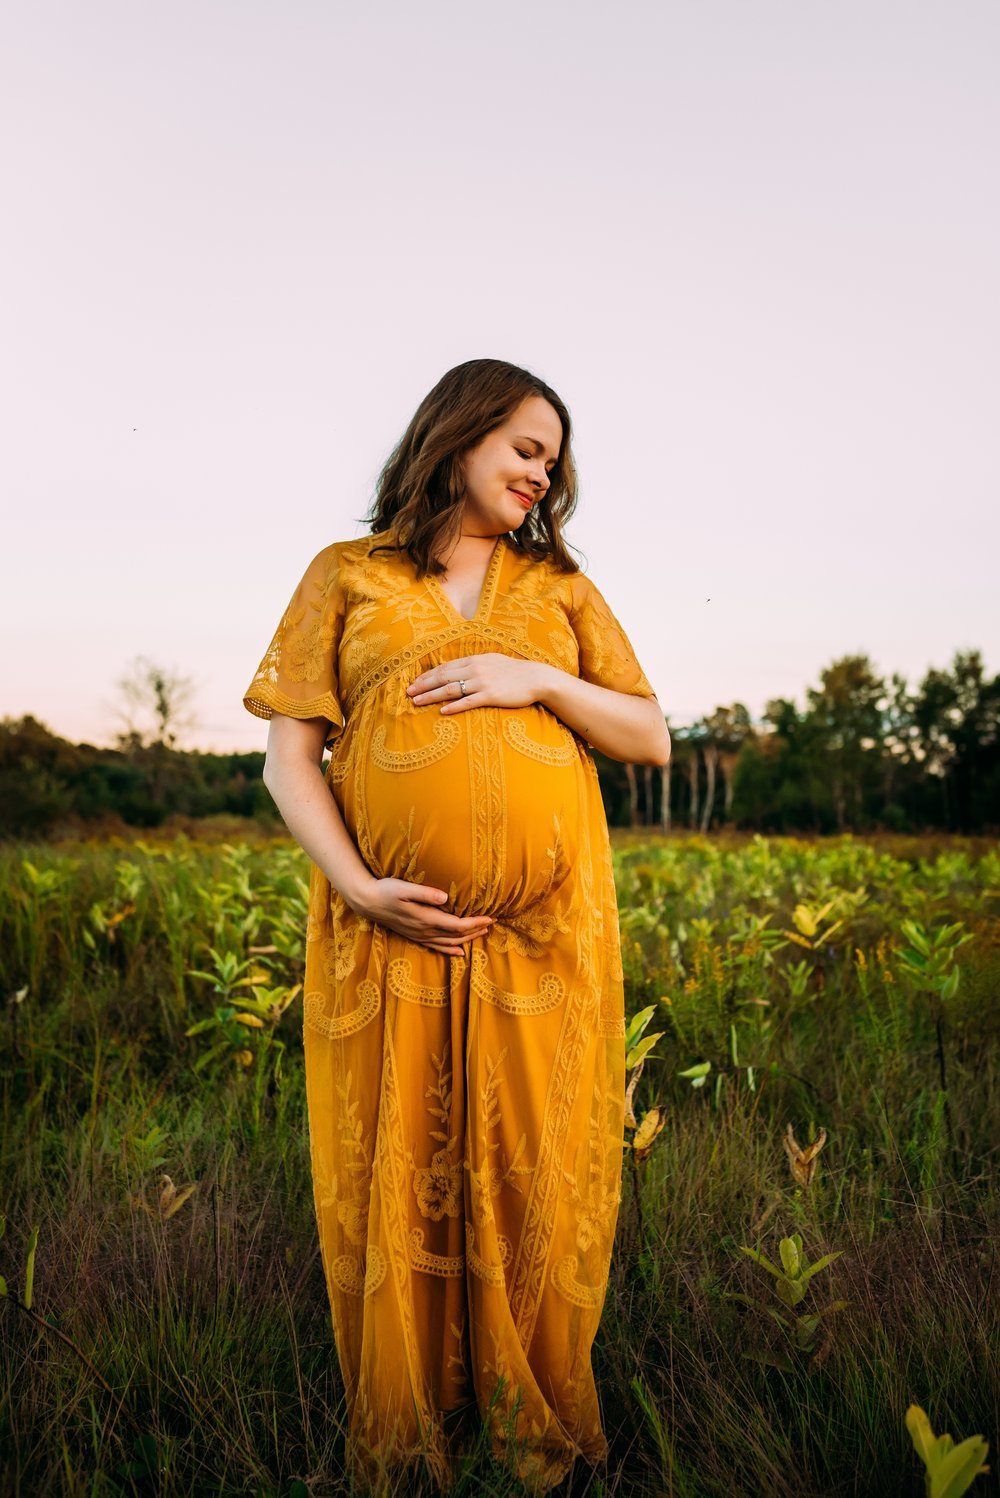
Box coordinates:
[1,830,997,1495]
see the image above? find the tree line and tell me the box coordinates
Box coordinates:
[0,648,996,840]
[612,649,998,834]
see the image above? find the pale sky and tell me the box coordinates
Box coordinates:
[3,1,997,752]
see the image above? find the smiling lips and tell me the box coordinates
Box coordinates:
[510,489,533,508]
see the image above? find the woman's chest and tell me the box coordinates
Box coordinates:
[335,556,580,717]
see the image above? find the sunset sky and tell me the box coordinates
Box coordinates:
[4,1,997,752]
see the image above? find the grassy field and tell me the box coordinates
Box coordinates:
[1,828,997,1496]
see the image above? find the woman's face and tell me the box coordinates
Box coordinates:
[459,395,563,537]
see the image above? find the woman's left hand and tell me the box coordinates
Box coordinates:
[406,653,550,713]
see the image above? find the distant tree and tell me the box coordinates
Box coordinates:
[805,655,886,831]
[912,649,1000,829]
[0,716,74,836]
[698,704,754,830]
[878,670,920,827]
[111,656,198,806]
[757,696,828,831]
[664,729,704,831]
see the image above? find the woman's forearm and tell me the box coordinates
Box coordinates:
[535,664,671,766]
[262,756,377,907]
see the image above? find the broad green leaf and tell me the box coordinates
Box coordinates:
[184,1019,218,1037]
[185,969,223,986]
[930,1435,990,1498]
[192,1042,230,1073]
[900,921,930,954]
[779,1236,801,1277]
[739,1246,782,1278]
[815,1299,850,1319]
[24,1225,39,1310]
[799,1250,844,1282]
[627,1032,665,1070]
[625,1005,657,1047]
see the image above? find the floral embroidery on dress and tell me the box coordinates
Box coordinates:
[448,1308,470,1382]
[289,610,339,683]
[414,1146,463,1221]
[561,1074,620,1253]
[396,805,426,883]
[486,901,573,959]
[410,1045,463,1222]
[340,628,392,682]
[466,1046,533,1229]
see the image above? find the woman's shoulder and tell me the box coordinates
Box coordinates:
[312,529,398,566]
[507,541,585,594]
[309,530,412,604]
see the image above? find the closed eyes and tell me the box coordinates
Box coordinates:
[515,447,556,472]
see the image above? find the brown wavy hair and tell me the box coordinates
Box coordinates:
[362,358,581,577]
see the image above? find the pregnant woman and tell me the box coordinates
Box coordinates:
[242,358,670,1495]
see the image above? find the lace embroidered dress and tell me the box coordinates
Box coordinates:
[242,527,656,1495]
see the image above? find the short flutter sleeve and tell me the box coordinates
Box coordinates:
[242,543,346,750]
[567,571,657,699]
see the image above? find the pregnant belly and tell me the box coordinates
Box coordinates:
[340,702,585,918]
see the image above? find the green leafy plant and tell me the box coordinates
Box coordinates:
[622,1005,669,1272]
[727,1231,849,1372]
[623,1004,668,1160]
[895,918,974,999]
[894,918,975,1167]
[625,1003,666,1071]
[185,945,299,1076]
[780,889,868,954]
[905,1402,989,1496]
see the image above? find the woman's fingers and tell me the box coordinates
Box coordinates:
[373,880,493,950]
[395,883,492,934]
[402,882,454,905]
[398,908,490,936]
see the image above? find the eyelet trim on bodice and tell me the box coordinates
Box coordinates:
[342,625,570,719]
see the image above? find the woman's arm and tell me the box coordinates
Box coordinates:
[534,665,671,767]
[262,715,375,906]
[408,654,671,767]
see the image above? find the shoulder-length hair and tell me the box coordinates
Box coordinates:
[362,358,581,577]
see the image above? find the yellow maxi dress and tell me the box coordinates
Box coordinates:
[242,527,656,1494]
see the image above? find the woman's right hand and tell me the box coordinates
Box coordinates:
[349,877,493,956]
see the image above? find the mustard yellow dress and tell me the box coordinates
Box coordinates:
[242,528,656,1494]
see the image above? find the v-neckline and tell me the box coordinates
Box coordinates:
[426,535,506,626]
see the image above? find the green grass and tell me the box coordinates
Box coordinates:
[1,829,997,1496]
